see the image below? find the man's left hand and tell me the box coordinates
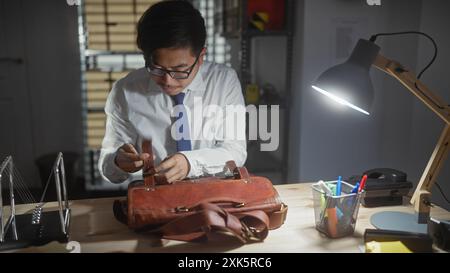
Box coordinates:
[154,153,190,184]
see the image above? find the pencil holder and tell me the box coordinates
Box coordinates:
[312,180,363,238]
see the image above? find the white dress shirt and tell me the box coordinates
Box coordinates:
[98,61,247,183]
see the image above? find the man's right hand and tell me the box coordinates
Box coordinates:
[114,143,151,173]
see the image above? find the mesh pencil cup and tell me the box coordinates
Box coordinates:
[312,181,363,238]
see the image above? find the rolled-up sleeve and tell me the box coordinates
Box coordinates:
[180,70,247,177]
[98,81,137,183]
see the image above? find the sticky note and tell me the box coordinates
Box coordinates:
[365,241,413,253]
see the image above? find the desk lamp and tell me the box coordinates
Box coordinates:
[312,31,450,233]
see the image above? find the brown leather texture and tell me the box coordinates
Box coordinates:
[127,175,286,230]
[115,139,288,243]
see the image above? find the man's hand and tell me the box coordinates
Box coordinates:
[114,144,150,173]
[154,153,190,184]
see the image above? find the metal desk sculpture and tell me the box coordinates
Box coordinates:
[0,153,71,250]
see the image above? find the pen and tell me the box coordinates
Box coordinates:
[336,176,342,196]
[358,174,368,192]
[351,182,360,193]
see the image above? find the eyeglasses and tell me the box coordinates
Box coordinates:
[146,53,201,80]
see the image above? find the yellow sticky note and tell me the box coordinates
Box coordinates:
[365,241,413,253]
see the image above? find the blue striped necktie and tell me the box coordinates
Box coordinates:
[172,92,192,151]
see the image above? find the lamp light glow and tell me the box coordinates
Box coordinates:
[312,85,370,115]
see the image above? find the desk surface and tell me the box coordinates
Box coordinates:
[6,183,450,253]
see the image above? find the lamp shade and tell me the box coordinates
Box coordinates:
[312,39,380,115]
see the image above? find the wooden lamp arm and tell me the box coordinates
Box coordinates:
[373,54,450,223]
[373,54,450,124]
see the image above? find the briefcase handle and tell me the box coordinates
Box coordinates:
[142,140,155,187]
[226,160,250,181]
[142,140,250,187]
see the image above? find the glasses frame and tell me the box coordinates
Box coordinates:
[146,52,201,80]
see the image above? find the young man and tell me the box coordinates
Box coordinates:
[98,0,247,184]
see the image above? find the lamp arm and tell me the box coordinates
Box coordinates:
[373,54,450,124]
[373,54,450,223]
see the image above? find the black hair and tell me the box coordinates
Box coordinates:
[136,0,206,62]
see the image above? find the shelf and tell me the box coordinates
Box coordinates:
[87,107,106,113]
[222,30,291,39]
[231,0,294,182]
[85,49,141,56]
[244,29,291,37]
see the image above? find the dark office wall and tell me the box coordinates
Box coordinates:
[0,0,83,189]
[289,0,450,209]
[24,0,83,159]
[289,0,414,181]
[375,0,422,173]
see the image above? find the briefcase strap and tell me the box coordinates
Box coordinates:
[225,161,250,180]
[268,203,288,229]
[147,203,271,243]
[113,200,288,243]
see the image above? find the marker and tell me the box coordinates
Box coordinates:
[317,180,333,196]
[327,207,338,237]
[336,207,344,219]
[351,182,360,194]
[358,174,368,192]
[328,184,337,196]
[336,176,342,196]
[320,194,327,218]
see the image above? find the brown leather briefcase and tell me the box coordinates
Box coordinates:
[113,140,288,243]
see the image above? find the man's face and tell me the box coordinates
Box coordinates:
[149,47,205,96]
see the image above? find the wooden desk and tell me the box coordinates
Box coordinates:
[5,183,450,253]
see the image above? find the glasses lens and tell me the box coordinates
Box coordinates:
[148,67,165,77]
[147,66,190,79]
[172,72,189,79]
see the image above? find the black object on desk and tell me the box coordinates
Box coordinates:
[348,168,413,207]
[364,228,433,253]
[0,210,70,251]
[428,218,450,251]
